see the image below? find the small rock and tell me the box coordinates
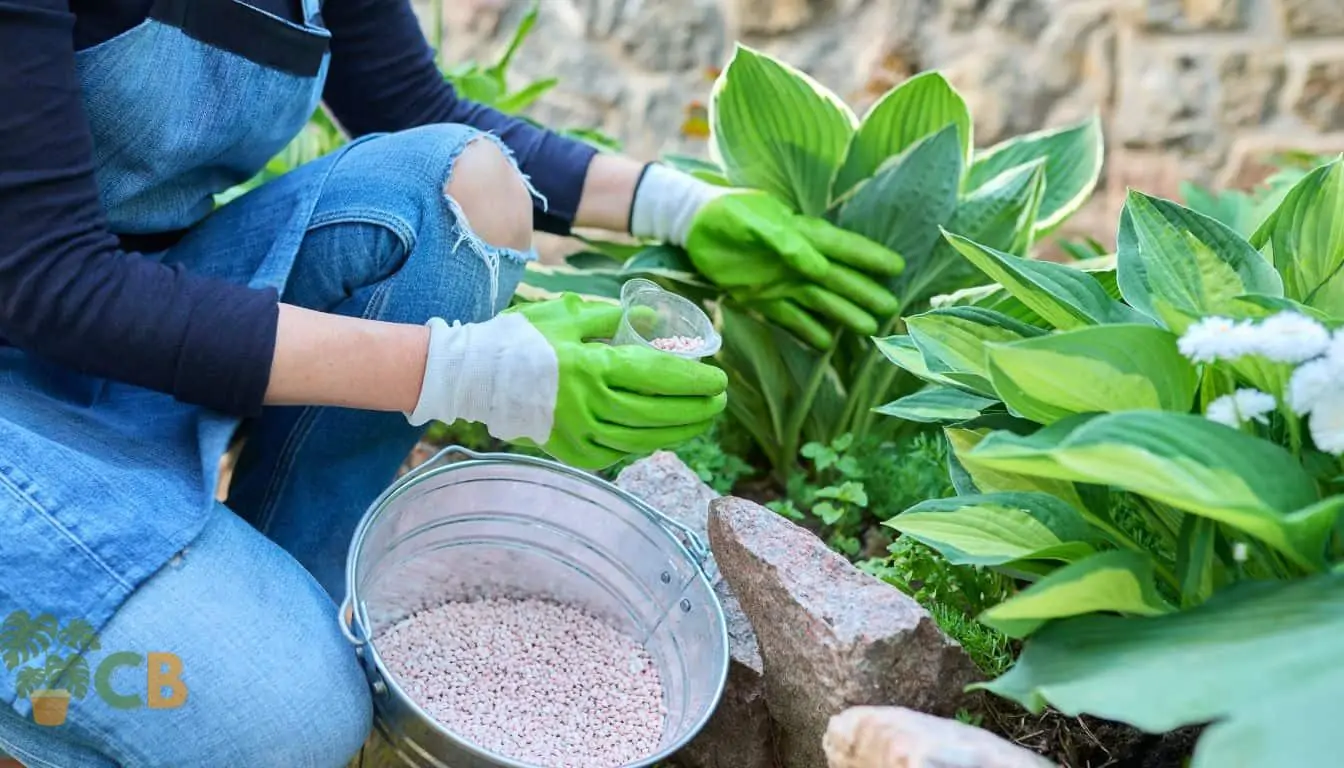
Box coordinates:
[709,497,980,768]
[616,453,777,768]
[823,706,1056,768]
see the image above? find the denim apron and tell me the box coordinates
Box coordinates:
[0,0,358,717]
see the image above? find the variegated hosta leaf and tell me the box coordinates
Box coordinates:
[888,491,1098,572]
[875,386,997,423]
[1117,190,1282,332]
[969,411,1331,569]
[836,124,963,287]
[832,71,972,198]
[979,572,1344,768]
[984,324,1199,424]
[1250,156,1344,316]
[709,43,857,216]
[900,160,1047,308]
[515,263,623,304]
[905,306,1047,396]
[966,114,1104,237]
[977,550,1173,638]
[943,232,1150,329]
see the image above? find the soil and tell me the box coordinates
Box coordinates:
[980,694,1200,767]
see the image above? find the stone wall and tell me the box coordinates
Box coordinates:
[419,0,1344,249]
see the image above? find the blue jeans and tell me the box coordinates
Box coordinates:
[0,123,534,767]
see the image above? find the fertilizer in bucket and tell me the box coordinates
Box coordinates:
[375,596,666,767]
[343,447,729,768]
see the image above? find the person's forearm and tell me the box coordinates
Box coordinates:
[572,153,647,233]
[264,304,429,414]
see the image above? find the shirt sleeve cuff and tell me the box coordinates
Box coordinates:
[530,135,599,237]
[172,280,280,418]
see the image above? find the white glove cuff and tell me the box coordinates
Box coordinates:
[405,314,558,444]
[629,163,730,247]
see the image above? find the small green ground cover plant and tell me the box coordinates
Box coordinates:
[520,45,1104,480]
[876,153,1344,767]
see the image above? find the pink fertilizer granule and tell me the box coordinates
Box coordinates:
[649,335,704,354]
[376,597,666,768]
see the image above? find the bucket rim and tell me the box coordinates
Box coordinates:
[339,444,731,768]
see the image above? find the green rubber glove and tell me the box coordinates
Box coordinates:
[407,293,728,470]
[628,164,905,350]
[686,192,905,348]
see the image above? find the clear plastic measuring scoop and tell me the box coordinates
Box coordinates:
[611,278,722,360]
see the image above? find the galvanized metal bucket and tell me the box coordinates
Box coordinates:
[339,446,729,768]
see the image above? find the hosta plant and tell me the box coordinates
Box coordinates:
[878,154,1344,767]
[521,45,1104,477]
[1178,149,1333,238]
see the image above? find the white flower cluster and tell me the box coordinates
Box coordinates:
[1178,311,1344,454]
[1205,389,1276,429]
[1177,312,1330,364]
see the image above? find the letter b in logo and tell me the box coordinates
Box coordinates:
[95,652,188,710]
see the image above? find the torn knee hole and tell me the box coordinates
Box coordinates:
[444,138,535,253]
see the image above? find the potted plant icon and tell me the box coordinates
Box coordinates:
[1,611,99,727]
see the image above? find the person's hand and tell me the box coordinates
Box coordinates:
[405,293,728,470]
[629,164,904,350]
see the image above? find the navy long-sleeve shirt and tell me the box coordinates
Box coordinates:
[0,0,598,417]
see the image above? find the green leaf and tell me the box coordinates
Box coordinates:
[710,44,857,216]
[906,306,1047,395]
[1250,157,1344,315]
[943,232,1149,329]
[978,572,1344,768]
[1117,191,1282,331]
[816,481,869,507]
[515,263,624,304]
[978,550,1173,638]
[718,304,791,455]
[876,386,998,423]
[833,71,972,197]
[814,502,845,525]
[1226,293,1336,323]
[492,77,560,114]
[890,492,1097,570]
[836,124,963,275]
[966,114,1104,236]
[904,161,1048,306]
[1181,180,1256,236]
[872,334,969,391]
[944,427,1089,513]
[1175,514,1217,607]
[449,71,504,105]
[773,324,848,443]
[984,324,1198,424]
[487,0,540,78]
[564,251,625,271]
[970,411,1329,568]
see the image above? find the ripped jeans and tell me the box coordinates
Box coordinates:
[0,123,535,767]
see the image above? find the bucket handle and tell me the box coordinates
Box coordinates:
[408,444,715,572]
[642,500,711,567]
[338,595,365,647]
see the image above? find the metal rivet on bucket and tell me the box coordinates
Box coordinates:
[340,446,729,768]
